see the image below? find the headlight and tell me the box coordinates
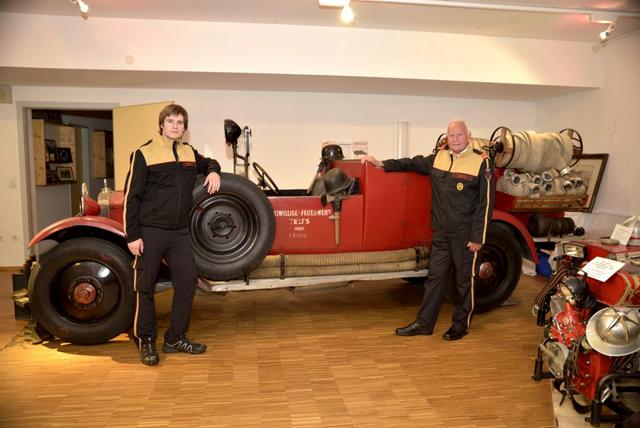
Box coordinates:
[563,243,586,259]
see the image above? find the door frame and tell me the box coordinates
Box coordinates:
[16,101,118,256]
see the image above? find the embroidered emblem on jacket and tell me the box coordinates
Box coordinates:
[452,173,473,181]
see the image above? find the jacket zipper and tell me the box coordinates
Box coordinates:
[173,141,182,228]
[445,153,454,234]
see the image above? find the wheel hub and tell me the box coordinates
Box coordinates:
[73,282,97,304]
[67,277,103,309]
[478,261,494,279]
[209,212,235,238]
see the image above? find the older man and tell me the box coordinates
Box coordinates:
[362,119,494,340]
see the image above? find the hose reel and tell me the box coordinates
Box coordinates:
[490,126,583,173]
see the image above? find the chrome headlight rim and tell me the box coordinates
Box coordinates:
[79,182,89,216]
[563,242,586,259]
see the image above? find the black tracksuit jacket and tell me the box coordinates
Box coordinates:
[123,135,221,243]
[382,146,494,244]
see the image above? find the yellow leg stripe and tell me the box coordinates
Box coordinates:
[467,251,478,330]
[482,158,491,244]
[132,267,140,346]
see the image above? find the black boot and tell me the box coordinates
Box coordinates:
[140,338,159,366]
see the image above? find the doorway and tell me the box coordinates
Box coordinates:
[22,106,115,254]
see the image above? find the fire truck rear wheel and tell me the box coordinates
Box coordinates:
[28,238,135,345]
[445,226,522,313]
[190,172,276,280]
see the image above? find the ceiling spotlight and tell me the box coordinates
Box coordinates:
[318,0,349,7]
[318,0,355,25]
[599,22,615,42]
[341,3,355,25]
[70,0,90,20]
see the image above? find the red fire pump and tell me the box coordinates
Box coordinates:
[532,240,640,426]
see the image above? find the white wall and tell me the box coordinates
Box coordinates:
[0,13,601,89]
[0,86,535,266]
[536,32,640,231]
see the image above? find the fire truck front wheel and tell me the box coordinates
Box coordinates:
[28,238,135,345]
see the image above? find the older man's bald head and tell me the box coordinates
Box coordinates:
[447,119,469,133]
[446,119,471,154]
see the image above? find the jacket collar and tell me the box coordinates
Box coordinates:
[154,134,183,147]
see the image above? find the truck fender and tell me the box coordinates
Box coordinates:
[491,209,539,263]
[28,216,125,248]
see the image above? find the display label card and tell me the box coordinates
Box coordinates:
[580,256,625,283]
[611,224,633,246]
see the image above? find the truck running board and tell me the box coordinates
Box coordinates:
[154,269,428,294]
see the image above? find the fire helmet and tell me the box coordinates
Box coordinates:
[622,214,640,246]
[586,306,640,357]
[323,168,353,196]
[321,144,344,162]
[559,276,588,305]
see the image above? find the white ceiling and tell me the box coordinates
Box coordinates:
[2,0,639,41]
[1,1,639,100]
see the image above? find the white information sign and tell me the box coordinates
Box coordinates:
[580,256,625,283]
[322,141,368,159]
[611,224,633,246]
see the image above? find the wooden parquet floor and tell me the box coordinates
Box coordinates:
[0,271,555,427]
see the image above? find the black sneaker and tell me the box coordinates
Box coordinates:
[140,338,159,366]
[162,336,207,354]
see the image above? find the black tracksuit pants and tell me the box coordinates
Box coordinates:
[417,233,477,332]
[133,226,197,344]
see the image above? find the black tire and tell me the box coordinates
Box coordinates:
[190,172,276,280]
[28,238,134,345]
[445,225,522,313]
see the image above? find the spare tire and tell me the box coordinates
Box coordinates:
[190,172,275,280]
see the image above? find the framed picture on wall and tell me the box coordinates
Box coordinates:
[56,166,74,182]
[45,139,57,162]
[571,153,608,212]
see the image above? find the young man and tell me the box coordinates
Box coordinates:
[124,104,221,365]
[361,119,494,341]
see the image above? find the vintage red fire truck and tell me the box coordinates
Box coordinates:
[17,122,588,345]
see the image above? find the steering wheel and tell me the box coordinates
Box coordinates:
[252,162,281,195]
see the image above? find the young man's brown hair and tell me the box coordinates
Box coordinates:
[158,104,189,134]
